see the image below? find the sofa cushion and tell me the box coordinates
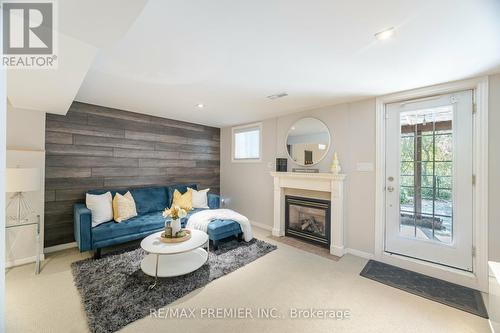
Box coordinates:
[93,208,209,243]
[86,192,113,227]
[167,184,197,207]
[112,191,138,222]
[130,187,168,215]
[92,211,165,243]
[172,189,193,211]
[190,188,210,209]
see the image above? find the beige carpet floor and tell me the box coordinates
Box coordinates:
[5,227,490,333]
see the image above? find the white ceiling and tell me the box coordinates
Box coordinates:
[9,0,500,127]
[7,0,148,114]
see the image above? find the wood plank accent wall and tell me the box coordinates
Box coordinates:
[44,102,220,247]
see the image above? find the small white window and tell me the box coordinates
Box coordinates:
[232,123,262,162]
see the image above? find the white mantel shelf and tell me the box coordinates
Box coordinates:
[270,172,346,181]
[270,171,347,257]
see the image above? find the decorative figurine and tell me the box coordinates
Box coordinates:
[331,152,342,174]
[164,221,172,238]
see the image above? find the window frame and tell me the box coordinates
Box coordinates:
[231,122,263,163]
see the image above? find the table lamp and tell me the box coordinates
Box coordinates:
[5,168,40,224]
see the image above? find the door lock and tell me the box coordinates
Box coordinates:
[387,186,395,192]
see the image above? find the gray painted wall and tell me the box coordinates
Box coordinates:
[221,99,376,254]
[44,102,220,247]
[221,73,500,260]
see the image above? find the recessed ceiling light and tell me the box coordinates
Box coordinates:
[267,92,288,100]
[374,27,395,41]
[196,103,205,108]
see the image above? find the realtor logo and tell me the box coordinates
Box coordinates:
[2,0,57,68]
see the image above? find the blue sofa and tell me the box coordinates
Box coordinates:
[74,184,242,256]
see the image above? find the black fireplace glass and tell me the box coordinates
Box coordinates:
[285,195,331,248]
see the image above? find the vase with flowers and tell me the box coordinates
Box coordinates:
[162,205,187,237]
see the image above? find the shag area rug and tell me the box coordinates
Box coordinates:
[71,238,277,333]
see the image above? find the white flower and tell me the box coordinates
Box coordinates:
[178,208,187,219]
[162,205,187,219]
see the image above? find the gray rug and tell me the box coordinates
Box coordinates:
[360,260,488,318]
[71,239,277,333]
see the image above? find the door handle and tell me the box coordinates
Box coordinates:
[387,186,395,192]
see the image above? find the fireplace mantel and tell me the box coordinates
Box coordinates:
[270,172,346,257]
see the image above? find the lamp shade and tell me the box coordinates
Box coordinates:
[6,168,40,193]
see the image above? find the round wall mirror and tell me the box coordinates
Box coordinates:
[286,117,331,166]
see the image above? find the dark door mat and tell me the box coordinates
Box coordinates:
[360,260,488,318]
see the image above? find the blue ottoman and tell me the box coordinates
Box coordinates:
[207,219,243,249]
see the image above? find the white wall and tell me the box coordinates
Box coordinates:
[5,107,46,267]
[7,107,46,150]
[221,99,376,254]
[0,43,6,332]
[489,73,500,262]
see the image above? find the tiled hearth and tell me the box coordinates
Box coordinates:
[269,235,339,261]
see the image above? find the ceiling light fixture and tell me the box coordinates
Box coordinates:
[374,27,395,41]
[267,92,288,100]
[196,103,205,108]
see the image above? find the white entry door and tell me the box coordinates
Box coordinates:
[385,90,474,271]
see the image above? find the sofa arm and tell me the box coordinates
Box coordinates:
[208,193,220,209]
[74,203,92,252]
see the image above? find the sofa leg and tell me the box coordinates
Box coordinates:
[237,233,243,242]
[93,248,101,259]
[212,240,219,251]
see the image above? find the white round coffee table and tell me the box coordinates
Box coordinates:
[140,229,209,288]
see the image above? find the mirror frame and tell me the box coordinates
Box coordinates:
[285,117,331,167]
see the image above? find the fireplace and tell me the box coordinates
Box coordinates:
[285,195,331,248]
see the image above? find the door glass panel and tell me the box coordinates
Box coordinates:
[399,106,453,243]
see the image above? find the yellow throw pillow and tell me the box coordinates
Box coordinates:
[112,191,138,223]
[172,189,193,211]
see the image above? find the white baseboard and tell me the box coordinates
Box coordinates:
[44,241,77,254]
[345,248,374,259]
[5,254,45,268]
[489,319,498,333]
[250,220,272,231]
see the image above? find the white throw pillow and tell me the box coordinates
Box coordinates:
[86,192,113,227]
[189,188,210,209]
